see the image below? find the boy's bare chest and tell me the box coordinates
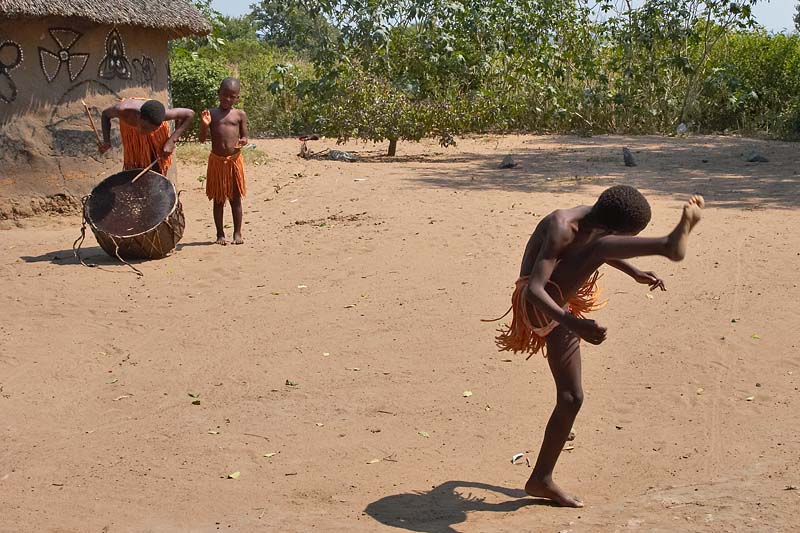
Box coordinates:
[215,116,240,128]
[212,110,240,128]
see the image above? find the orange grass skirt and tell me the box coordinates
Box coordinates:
[485,271,606,359]
[119,119,172,174]
[205,151,246,203]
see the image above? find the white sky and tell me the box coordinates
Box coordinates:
[211,0,796,33]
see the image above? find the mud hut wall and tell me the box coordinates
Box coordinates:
[0,17,171,202]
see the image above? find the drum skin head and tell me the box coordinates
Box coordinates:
[87,170,177,237]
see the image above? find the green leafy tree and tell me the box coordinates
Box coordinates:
[171,0,226,55]
[170,55,230,137]
[250,0,337,53]
[594,0,759,130]
[217,15,259,43]
[795,2,800,33]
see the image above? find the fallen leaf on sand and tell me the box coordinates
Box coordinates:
[347,367,361,372]
[344,304,356,309]
[297,285,307,289]
[322,352,331,357]
[511,453,524,464]
[113,395,130,401]
[751,334,761,339]
[228,471,240,479]
[463,391,473,397]
[367,459,381,464]
[263,453,278,458]
[315,423,324,427]
[418,431,430,438]
[208,430,219,435]
[746,396,755,401]
[563,444,575,451]
[646,294,654,300]
[192,400,201,405]
[188,393,200,398]
[696,388,704,395]
[285,380,298,386]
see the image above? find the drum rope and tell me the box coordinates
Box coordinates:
[112,237,144,277]
[72,196,96,269]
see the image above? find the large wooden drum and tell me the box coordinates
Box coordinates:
[83,169,185,260]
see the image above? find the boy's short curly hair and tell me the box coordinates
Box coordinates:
[591,185,651,234]
[140,100,166,126]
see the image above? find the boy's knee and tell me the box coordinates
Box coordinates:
[557,389,584,412]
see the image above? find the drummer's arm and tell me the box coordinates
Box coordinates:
[161,108,195,156]
[99,105,120,153]
[166,108,195,143]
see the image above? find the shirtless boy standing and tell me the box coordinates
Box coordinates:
[199,78,249,245]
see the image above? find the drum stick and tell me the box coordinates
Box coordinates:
[131,160,159,183]
[81,99,103,147]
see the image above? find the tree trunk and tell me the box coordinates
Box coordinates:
[387,138,398,156]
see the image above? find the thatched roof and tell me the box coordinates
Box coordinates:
[0,0,211,38]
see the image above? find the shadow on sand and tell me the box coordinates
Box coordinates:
[363,480,554,533]
[396,135,800,210]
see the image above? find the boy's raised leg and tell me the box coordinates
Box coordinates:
[593,195,704,262]
[526,325,585,507]
[213,200,227,245]
[549,195,704,296]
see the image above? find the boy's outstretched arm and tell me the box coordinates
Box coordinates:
[526,230,607,345]
[606,259,665,291]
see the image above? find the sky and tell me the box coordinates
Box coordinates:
[211,1,797,33]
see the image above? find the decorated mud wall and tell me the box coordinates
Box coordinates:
[0,17,173,218]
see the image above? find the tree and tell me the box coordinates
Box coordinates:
[795,2,800,33]
[250,0,337,53]
[170,0,226,58]
[594,0,760,129]
[217,16,259,43]
[293,0,591,154]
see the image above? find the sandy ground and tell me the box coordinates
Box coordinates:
[1,134,799,532]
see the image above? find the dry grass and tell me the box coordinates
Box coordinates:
[176,142,270,166]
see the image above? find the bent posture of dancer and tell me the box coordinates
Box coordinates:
[490,185,704,507]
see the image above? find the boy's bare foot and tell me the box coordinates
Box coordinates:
[232,233,244,245]
[525,477,584,508]
[215,235,228,246]
[666,195,704,261]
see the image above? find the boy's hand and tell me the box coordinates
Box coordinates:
[634,270,666,291]
[98,142,112,154]
[200,110,211,127]
[236,138,248,149]
[568,317,607,345]
[162,139,175,157]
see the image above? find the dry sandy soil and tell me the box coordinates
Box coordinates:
[1,134,799,532]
